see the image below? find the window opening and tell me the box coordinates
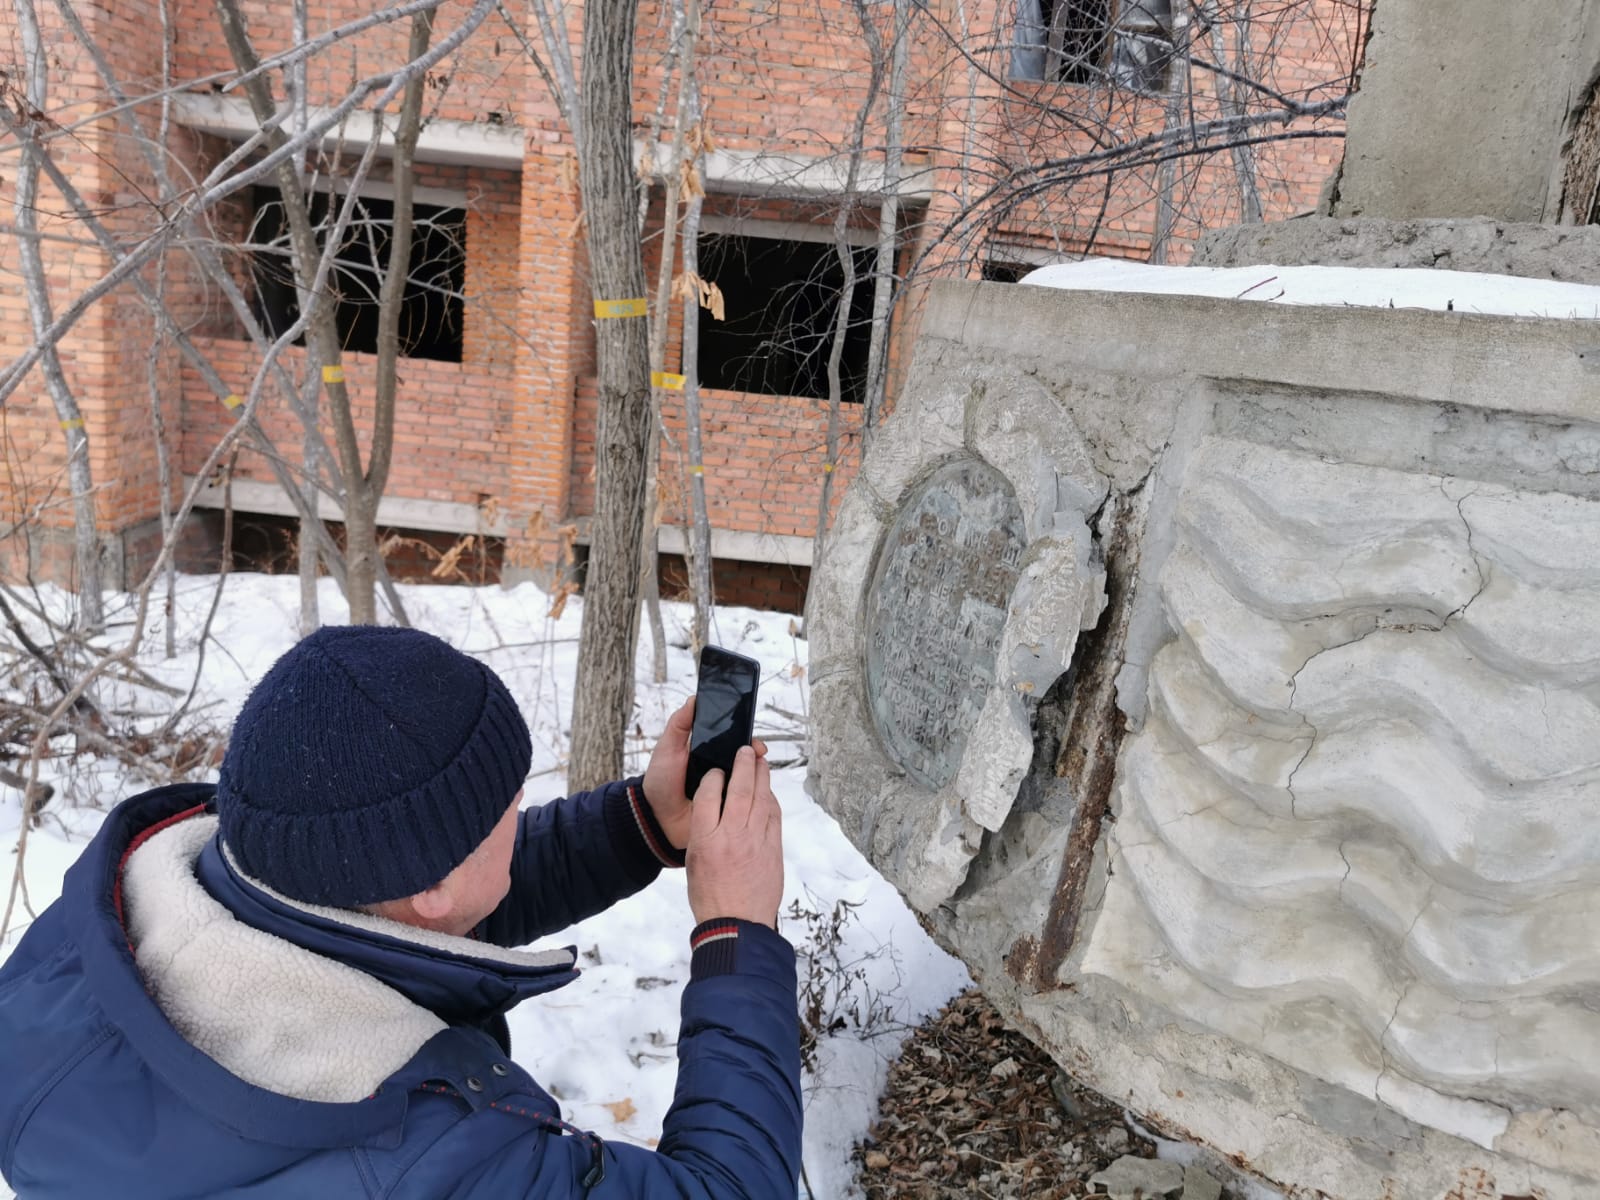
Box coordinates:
[981,261,1031,284]
[695,233,875,404]
[249,187,466,363]
[1011,0,1173,91]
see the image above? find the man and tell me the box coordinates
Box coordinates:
[0,625,800,1197]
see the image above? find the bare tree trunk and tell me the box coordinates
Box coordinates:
[678,62,712,654]
[1211,0,1263,222]
[12,0,104,631]
[1149,9,1194,264]
[811,0,884,580]
[569,0,652,790]
[347,10,433,623]
[862,0,909,446]
[53,0,352,600]
[636,0,700,684]
[290,0,321,635]
[153,0,178,658]
[529,0,582,143]
[215,0,445,626]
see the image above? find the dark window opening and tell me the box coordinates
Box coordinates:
[982,261,1031,284]
[250,187,466,363]
[696,233,875,404]
[1011,0,1172,91]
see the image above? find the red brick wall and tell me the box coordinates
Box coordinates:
[0,0,1358,601]
[179,338,516,510]
[569,377,860,541]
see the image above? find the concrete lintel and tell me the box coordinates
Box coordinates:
[569,518,813,567]
[170,93,524,169]
[634,139,937,201]
[184,476,509,537]
[185,478,813,565]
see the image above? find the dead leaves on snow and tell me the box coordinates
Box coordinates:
[853,989,1158,1199]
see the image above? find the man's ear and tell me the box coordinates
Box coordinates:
[409,878,456,923]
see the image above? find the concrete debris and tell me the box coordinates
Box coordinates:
[1088,1155,1185,1198]
[1183,1164,1225,1200]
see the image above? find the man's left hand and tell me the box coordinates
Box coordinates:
[642,697,767,852]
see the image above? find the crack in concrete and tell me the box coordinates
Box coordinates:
[1374,885,1435,1107]
[1442,482,1490,626]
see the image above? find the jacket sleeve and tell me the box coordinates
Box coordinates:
[424,920,802,1200]
[478,777,686,948]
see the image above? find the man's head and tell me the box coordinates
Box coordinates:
[215,626,531,924]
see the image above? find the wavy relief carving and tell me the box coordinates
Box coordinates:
[1082,437,1600,1147]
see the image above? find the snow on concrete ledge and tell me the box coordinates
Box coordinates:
[1021,257,1600,320]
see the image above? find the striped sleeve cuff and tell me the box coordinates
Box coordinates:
[689,918,787,980]
[603,778,686,885]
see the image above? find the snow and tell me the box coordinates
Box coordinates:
[0,574,970,1199]
[1021,257,1600,319]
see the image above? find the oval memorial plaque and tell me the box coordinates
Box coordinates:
[864,459,1027,789]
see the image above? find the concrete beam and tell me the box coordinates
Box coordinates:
[184,478,814,566]
[169,93,524,169]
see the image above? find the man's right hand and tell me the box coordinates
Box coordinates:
[685,746,784,929]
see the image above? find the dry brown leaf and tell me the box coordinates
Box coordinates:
[554,524,579,571]
[430,535,474,580]
[678,157,704,200]
[548,579,579,621]
[864,1151,890,1170]
[601,1098,637,1124]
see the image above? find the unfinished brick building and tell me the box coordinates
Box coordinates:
[0,0,1358,612]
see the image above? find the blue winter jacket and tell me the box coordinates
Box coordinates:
[0,780,802,1197]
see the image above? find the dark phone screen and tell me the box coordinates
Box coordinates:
[686,647,760,799]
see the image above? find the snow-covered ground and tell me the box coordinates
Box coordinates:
[1022,257,1600,318]
[0,574,970,1199]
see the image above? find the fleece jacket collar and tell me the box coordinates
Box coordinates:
[195,833,580,1034]
[64,783,578,1151]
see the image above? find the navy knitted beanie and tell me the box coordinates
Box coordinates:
[216,625,532,907]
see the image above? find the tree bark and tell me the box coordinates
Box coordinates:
[214,0,438,626]
[290,0,322,634]
[1208,0,1262,223]
[637,0,700,683]
[862,0,909,446]
[568,0,652,790]
[811,0,883,582]
[12,0,104,631]
[1148,8,1193,264]
[678,74,713,656]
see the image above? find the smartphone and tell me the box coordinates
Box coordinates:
[685,645,761,800]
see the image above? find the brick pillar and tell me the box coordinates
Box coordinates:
[504,132,593,585]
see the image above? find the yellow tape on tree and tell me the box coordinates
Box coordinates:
[59,418,84,431]
[222,393,244,410]
[689,465,705,476]
[651,371,686,390]
[594,298,648,319]
[322,365,345,384]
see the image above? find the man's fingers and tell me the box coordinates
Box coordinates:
[752,737,768,758]
[720,746,758,829]
[667,697,696,739]
[754,754,772,808]
[690,769,724,835]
